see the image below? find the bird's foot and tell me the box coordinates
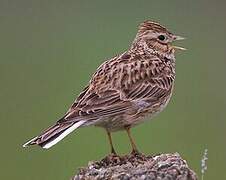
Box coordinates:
[131,149,141,156]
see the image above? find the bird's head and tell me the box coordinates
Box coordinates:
[134,21,185,56]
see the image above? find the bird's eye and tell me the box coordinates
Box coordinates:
[157,35,166,41]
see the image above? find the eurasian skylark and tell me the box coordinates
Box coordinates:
[23,21,185,154]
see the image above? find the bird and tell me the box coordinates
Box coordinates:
[23,21,185,154]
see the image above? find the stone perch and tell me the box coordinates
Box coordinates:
[72,153,197,180]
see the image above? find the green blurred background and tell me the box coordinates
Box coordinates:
[1,0,226,179]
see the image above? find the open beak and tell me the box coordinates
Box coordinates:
[174,35,185,41]
[172,35,186,50]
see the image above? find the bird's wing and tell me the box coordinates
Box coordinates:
[58,53,174,124]
[61,88,132,123]
[123,57,174,102]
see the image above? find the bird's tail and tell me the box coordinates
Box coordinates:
[22,120,85,149]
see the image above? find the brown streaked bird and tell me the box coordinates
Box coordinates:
[23,21,185,154]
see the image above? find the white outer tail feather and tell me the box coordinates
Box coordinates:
[42,121,85,149]
[22,136,38,148]
[23,120,85,149]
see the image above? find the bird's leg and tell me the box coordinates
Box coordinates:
[106,130,117,155]
[125,126,140,155]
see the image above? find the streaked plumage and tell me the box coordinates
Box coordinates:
[23,21,185,153]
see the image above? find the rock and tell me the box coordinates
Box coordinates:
[71,153,197,180]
